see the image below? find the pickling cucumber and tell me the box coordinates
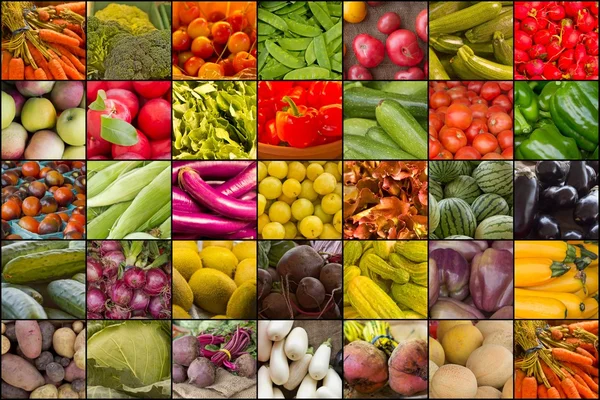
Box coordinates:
[1,241,70,268]
[1,283,43,304]
[47,279,85,319]
[2,248,85,284]
[1,287,47,319]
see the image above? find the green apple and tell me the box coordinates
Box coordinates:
[56,107,85,146]
[21,98,56,132]
[2,91,16,129]
[62,145,86,159]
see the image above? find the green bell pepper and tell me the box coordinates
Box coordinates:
[518,123,582,160]
[538,81,562,111]
[528,81,549,93]
[549,81,599,152]
[514,107,531,135]
[514,81,539,124]
[514,133,529,150]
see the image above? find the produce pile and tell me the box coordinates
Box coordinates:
[258,241,341,319]
[343,81,427,159]
[344,2,428,79]
[172,2,257,79]
[258,321,342,398]
[430,160,514,239]
[344,320,427,396]
[1,320,86,398]
[87,81,172,160]
[2,81,85,160]
[514,320,599,399]
[258,161,342,239]
[344,161,427,239]
[514,82,598,159]
[2,241,85,319]
[515,161,598,240]
[429,1,513,79]
[172,80,256,160]
[257,1,342,80]
[514,240,598,319]
[1,161,86,239]
[87,161,171,239]
[173,321,256,393]
[173,161,257,239]
[1,2,85,80]
[257,81,341,156]
[87,240,172,319]
[87,3,171,80]
[429,320,514,398]
[429,81,514,160]
[515,1,598,80]
[173,241,257,319]
[344,240,428,319]
[87,320,171,398]
[429,240,513,319]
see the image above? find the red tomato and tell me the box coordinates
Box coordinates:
[480,82,501,100]
[447,86,467,100]
[497,130,514,150]
[470,103,488,119]
[429,125,438,140]
[492,94,512,112]
[429,114,444,132]
[508,89,513,104]
[433,149,453,159]
[452,97,471,106]
[436,108,448,119]
[464,119,489,144]
[488,112,513,134]
[429,136,443,159]
[482,152,505,159]
[498,81,513,91]
[501,147,514,159]
[467,81,483,93]
[446,81,463,88]
[440,127,467,153]
[473,133,499,155]
[454,146,481,160]
[430,91,452,109]
[471,97,488,106]
[432,82,447,92]
[445,103,473,130]
[466,90,478,101]
[486,105,508,118]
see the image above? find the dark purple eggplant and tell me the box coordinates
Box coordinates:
[585,165,597,191]
[574,187,598,226]
[540,186,579,210]
[535,214,561,239]
[566,161,590,197]
[562,230,584,239]
[587,224,599,239]
[535,161,568,187]
[514,169,539,239]
[587,161,598,174]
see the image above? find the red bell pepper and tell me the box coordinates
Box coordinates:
[259,119,279,145]
[318,104,342,137]
[278,85,307,109]
[275,96,319,148]
[307,81,342,109]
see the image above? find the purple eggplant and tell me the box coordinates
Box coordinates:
[428,241,488,261]
[587,161,599,174]
[514,169,539,239]
[540,186,579,210]
[574,187,598,227]
[535,214,561,239]
[535,161,568,187]
[588,224,599,240]
[585,165,597,191]
[429,248,470,300]
[429,298,485,319]
[562,230,584,239]
[429,257,439,308]
[566,161,590,197]
[469,248,513,313]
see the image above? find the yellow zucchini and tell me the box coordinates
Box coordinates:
[582,294,598,319]
[515,296,567,319]
[574,244,597,269]
[515,241,576,263]
[573,268,598,299]
[526,267,586,293]
[515,258,571,287]
[515,288,584,318]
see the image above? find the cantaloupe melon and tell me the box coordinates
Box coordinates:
[483,329,513,353]
[188,269,237,315]
[430,364,477,398]
[502,376,513,398]
[437,320,472,343]
[475,386,502,398]
[475,321,512,339]
[441,324,483,366]
[173,248,202,280]
[466,344,513,388]
[429,337,445,366]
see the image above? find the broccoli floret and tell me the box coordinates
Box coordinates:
[87,16,133,79]
[95,4,156,35]
[103,29,171,80]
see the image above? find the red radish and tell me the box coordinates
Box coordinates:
[525,59,544,76]
[583,32,599,55]
[547,4,566,20]
[546,40,563,61]
[521,17,539,34]
[515,49,531,63]
[558,49,575,70]
[564,1,585,17]
[386,30,424,66]
[562,28,580,48]
[574,44,587,63]
[528,44,548,60]
[584,56,598,76]
[566,64,587,79]
[577,9,596,33]
[533,29,551,45]
[543,63,563,80]
[515,31,533,51]
[353,34,385,68]
[590,2,598,15]
[515,4,529,19]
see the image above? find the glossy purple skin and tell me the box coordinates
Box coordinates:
[470,248,514,313]
[428,241,488,261]
[430,248,470,301]
[430,298,485,319]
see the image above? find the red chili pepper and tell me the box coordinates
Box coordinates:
[318,104,342,137]
[259,119,279,145]
[307,81,342,109]
[275,96,319,148]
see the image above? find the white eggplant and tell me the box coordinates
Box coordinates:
[284,327,308,361]
[257,365,273,399]
[269,339,290,385]
[322,368,342,397]
[283,353,313,391]
[258,320,272,362]
[266,320,294,341]
[296,374,318,398]
[315,386,338,398]
[309,339,332,380]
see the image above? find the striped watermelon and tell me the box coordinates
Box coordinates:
[435,198,477,238]
[475,215,513,239]
[445,235,473,239]
[457,162,473,176]
[430,180,443,202]
[443,176,482,204]
[429,193,440,233]
[471,161,513,197]
[503,191,513,206]
[471,194,510,223]
[430,161,467,183]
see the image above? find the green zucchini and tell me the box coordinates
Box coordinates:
[2,248,85,284]
[47,280,85,319]
[344,87,428,120]
[465,10,513,43]
[375,100,427,159]
[429,1,471,21]
[363,82,428,98]
[44,308,76,319]
[366,127,402,149]
[1,283,43,304]
[493,31,513,66]
[450,54,486,79]
[430,35,494,56]
[430,2,502,35]
[1,241,70,268]
[457,45,513,79]
[344,135,417,160]
[1,287,47,319]
[71,273,85,284]
[429,48,450,80]
[439,55,458,79]
[343,118,379,136]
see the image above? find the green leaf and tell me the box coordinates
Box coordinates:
[87,386,134,399]
[101,116,138,146]
[89,90,107,111]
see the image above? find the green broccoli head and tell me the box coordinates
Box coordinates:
[87,16,133,79]
[103,29,171,80]
[95,3,156,35]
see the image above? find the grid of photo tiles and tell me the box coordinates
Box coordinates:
[0,1,598,399]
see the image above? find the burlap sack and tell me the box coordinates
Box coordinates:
[174,368,256,399]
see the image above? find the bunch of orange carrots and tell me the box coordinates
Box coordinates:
[516,320,599,399]
[1,1,85,80]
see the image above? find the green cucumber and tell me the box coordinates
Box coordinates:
[3,248,85,284]
[457,45,513,80]
[429,48,450,80]
[47,279,85,319]
[465,11,513,43]
[44,308,76,319]
[1,283,43,304]
[1,287,47,319]
[344,87,427,120]
[429,1,471,21]
[1,241,70,268]
[375,100,427,159]
[430,2,502,35]
[366,127,401,149]
[430,35,494,56]
[343,118,378,136]
[344,135,417,160]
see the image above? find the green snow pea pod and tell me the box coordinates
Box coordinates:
[274,1,307,14]
[284,66,330,80]
[265,40,306,68]
[305,40,316,64]
[327,2,342,16]
[324,20,342,43]
[260,63,292,80]
[308,2,334,30]
[278,37,313,51]
[283,18,323,36]
[313,34,331,70]
[258,8,289,32]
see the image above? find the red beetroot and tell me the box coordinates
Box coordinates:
[343,341,388,393]
[388,339,428,396]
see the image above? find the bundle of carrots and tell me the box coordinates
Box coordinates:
[516,320,599,399]
[1,1,85,80]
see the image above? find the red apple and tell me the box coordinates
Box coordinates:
[112,129,151,159]
[137,99,171,140]
[106,89,139,119]
[86,82,108,103]
[150,139,171,159]
[132,81,171,99]
[87,98,132,157]
[106,81,133,90]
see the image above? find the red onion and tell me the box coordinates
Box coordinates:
[111,280,133,306]
[87,312,103,319]
[144,268,169,296]
[101,241,122,255]
[129,289,150,311]
[103,251,125,279]
[105,305,132,319]
[123,267,146,289]
[87,259,103,283]
[148,295,171,319]
[87,288,107,313]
